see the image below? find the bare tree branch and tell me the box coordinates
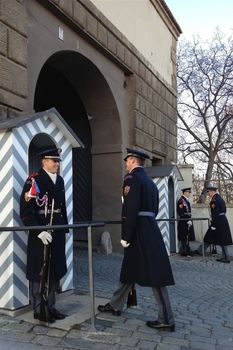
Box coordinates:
[177,28,233,202]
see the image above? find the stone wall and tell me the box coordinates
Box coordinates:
[0,0,28,119]
[0,0,179,164]
[62,0,179,162]
[134,72,177,163]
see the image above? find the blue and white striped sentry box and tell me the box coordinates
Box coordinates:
[0,108,83,310]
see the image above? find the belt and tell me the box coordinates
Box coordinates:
[138,211,155,217]
[219,213,225,216]
[38,209,61,214]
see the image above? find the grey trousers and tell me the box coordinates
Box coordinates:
[197,243,229,259]
[109,282,174,325]
[30,279,60,313]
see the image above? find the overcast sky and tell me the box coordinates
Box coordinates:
[165,0,233,39]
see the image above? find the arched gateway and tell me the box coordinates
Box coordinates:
[34,50,123,246]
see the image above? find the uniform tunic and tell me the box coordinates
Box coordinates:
[20,168,68,282]
[177,196,195,242]
[120,167,174,287]
[204,193,232,246]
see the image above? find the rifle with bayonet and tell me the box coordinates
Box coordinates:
[38,198,54,322]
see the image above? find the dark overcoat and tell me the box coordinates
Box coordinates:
[177,196,195,242]
[20,168,68,282]
[204,193,232,246]
[120,167,174,287]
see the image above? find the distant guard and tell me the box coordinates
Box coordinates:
[177,187,195,256]
[195,186,232,262]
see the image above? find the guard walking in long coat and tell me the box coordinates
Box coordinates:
[20,147,68,322]
[98,148,175,331]
[196,186,232,262]
[177,187,195,256]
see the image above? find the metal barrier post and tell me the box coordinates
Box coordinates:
[87,225,96,332]
[200,219,205,260]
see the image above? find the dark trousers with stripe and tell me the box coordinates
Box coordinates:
[109,282,174,325]
[29,266,60,314]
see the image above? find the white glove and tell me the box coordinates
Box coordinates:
[211,226,216,230]
[120,239,130,248]
[187,220,192,226]
[38,231,52,245]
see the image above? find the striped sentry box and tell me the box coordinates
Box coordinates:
[0,108,83,309]
[153,168,179,255]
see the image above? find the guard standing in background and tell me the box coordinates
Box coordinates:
[195,186,232,263]
[20,146,68,322]
[98,148,175,331]
[177,187,195,256]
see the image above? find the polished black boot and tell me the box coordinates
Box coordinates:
[216,258,230,263]
[97,303,121,316]
[146,320,175,332]
[34,312,56,323]
[49,308,67,319]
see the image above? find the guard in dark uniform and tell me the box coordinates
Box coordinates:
[20,147,68,322]
[177,187,195,256]
[196,186,232,262]
[98,148,175,331]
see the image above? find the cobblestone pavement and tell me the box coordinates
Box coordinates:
[1,248,233,349]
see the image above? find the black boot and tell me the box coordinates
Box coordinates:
[146,320,175,332]
[97,303,121,316]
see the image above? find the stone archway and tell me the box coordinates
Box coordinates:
[34,50,123,245]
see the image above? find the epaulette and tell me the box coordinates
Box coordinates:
[26,172,39,185]
[28,172,39,180]
[178,197,187,208]
[178,197,185,204]
[124,174,133,181]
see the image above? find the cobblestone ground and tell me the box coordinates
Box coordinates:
[1,248,233,349]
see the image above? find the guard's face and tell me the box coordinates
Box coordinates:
[207,190,215,198]
[125,156,138,173]
[43,159,60,174]
[184,191,191,198]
